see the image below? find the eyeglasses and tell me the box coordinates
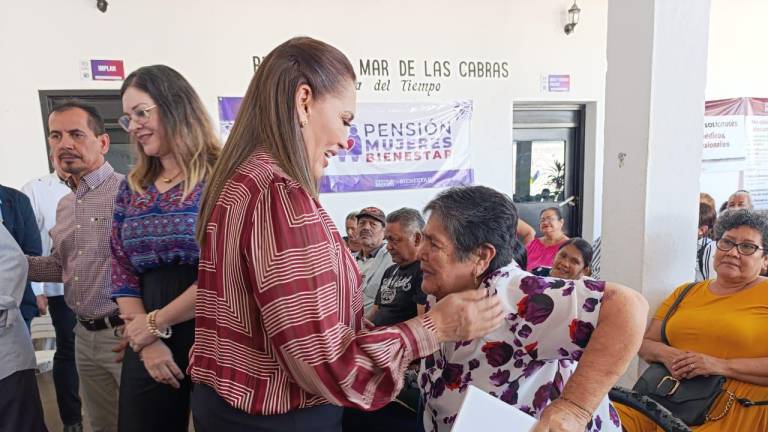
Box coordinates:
[540,216,560,223]
[715,238,764,256]
[118,105,157,132]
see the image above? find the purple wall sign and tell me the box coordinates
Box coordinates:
[548,74,571,92]
[90,60,125,81]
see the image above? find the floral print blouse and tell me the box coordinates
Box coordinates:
[419,262,621,432]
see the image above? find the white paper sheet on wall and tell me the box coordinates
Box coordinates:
[453,385,538,432]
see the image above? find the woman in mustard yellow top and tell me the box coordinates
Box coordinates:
[618,209,768,431]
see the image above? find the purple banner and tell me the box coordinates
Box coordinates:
[217,97,242,140]
[320,169,475,193]
[217,98,474,193]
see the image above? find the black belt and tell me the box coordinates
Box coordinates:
[77,314,124,331]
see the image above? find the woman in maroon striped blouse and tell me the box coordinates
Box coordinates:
[188,37,505,431]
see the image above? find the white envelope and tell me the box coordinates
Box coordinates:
[452,385,538,432]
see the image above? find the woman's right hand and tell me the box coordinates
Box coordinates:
[533,399,591,432]
[427,288,504,342]
[120,312,158,352]
[140,340,184,389]
[659,345,689,379]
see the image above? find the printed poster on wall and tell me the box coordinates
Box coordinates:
[743,98,768,209]
[702,97,768,209]
[703,98,748,161]
[217,98,474,193]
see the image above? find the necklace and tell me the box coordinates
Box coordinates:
[160,171,181,183]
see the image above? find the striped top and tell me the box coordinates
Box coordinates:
[110,180,203,298]
[695,237,716,281]
[189,152,439,415]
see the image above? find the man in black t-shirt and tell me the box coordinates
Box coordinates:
[367,208,427,327]
[345,208,427,432]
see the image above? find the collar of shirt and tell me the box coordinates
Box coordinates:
[33,172,65,188]
[397,260,420,272]
[71,162,115,197]
[52,172,68,186]
[357,244,385,261]
[253,152,296,183]
[479,260,523,289]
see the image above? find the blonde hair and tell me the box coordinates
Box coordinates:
[196,37,356,245]
[121,65,220,198]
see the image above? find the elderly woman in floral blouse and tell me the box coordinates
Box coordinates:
[417,186,648,432]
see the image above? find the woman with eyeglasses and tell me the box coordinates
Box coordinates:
[617,209,768,431]
[525,207,569,271]
[109,64,220,431]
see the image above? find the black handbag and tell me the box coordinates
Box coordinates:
[633,282,768,426]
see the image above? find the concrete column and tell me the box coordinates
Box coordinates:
[600,0,711,382]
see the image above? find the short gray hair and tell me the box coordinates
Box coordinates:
[424,186,525,273]
[715,209,768,255]
[345,211,359,221]
[729,190,754,209]
[385,208,424,235]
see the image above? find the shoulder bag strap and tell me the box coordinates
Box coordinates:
[736,397,768,407]
[660,282,698,345]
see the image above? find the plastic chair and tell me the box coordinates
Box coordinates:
[30,315,56,374]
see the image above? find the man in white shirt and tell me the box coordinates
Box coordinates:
[22,158,83,431]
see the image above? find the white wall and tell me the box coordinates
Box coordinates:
[706,0,768,100]
[0,0,609,233]
[700,0,768,208]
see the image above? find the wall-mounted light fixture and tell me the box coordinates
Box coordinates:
[564,2,581,35]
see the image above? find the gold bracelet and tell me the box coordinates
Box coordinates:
[146,310,172,339]
[559,396,593,419]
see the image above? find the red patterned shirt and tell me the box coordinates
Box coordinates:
[189,152,439,415]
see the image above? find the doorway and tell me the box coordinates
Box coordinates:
[512,104,585,237]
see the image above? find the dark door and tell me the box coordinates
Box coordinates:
[39,90,131,175]
[512,106,585,238]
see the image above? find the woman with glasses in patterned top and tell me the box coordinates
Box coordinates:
[110,64,220,431]
[618,209,768,431]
